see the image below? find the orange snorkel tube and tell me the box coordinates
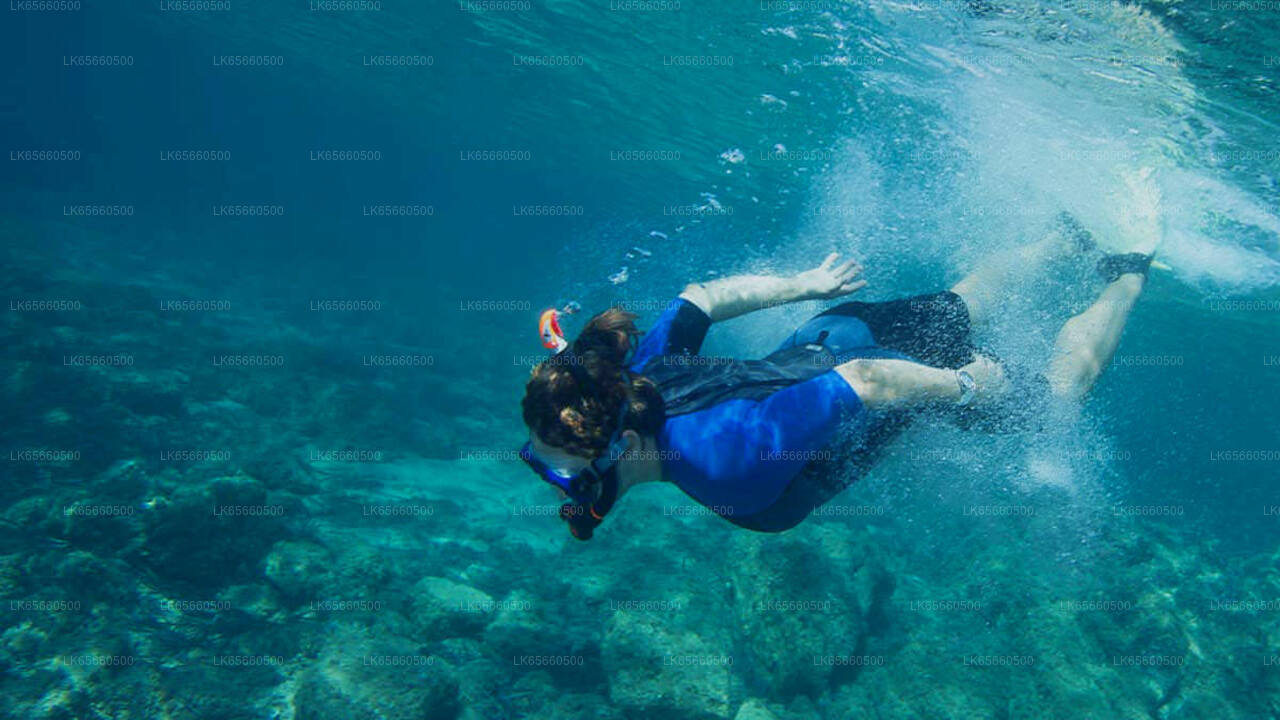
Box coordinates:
[538,301,580,353]
[539,309,567,352]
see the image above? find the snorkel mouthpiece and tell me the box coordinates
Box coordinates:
[560,501,597,540]
[560,465,619,541]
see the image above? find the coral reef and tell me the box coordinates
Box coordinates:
[3,234,1278,720]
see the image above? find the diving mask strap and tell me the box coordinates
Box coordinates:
[561,375,633,540]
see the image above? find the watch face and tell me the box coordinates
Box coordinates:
[957,370,976,404]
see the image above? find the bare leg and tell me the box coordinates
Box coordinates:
[1045,274,1145,400]
[949,221,1086,329]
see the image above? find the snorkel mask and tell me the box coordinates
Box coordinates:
[519,398,629,540]
[522,303,632,540]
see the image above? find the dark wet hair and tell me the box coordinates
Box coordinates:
[522,308,665,457]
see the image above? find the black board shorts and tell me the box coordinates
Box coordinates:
[812,290,1049,431]
[731,290,976,533]
[811,290,975,370]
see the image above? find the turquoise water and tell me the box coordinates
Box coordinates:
[3,1,1280,718]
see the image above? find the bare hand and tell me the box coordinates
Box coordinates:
[794,252,867,300]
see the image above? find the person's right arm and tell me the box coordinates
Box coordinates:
[835,355,1007,409]
[679,252,865,323]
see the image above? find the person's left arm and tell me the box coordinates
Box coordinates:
[834,354,1008,409]
[678,252,865,323]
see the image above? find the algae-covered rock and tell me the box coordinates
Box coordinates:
[51,550,136,607]
[138,474,289,587]
[90,458,150,502]
[294,628,459,720]
[521,691,626,720]
[482,590,567,659]
[263,540,333,606]
[734,698,779,720]
[61,502,142,554]
[727,533,867,697]
[441,637,508,720]
[410,576,494,639]
[601,609,740,720]
[110,369,188,418]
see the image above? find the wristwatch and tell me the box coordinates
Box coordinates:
[955,369,976,406]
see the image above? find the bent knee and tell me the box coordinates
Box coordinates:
[947,282,982,327]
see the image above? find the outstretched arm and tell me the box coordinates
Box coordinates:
[679,252,865,323]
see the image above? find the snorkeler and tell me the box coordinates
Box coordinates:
[519,214,1157,539]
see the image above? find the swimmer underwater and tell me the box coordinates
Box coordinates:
[519,214,1158,539]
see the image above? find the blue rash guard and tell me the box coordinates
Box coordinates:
[624,290,974,532]
[629,298,867,523]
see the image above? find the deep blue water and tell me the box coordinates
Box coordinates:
[3,2,1280,718]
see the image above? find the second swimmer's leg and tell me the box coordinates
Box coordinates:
[1045,266,1148,401]
[950,213,1095,329]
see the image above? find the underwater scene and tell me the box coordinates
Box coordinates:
[3,0,1280,718]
